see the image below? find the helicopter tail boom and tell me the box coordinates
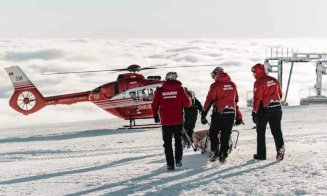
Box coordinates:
[5,66,46,115]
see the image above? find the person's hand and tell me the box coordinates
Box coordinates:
[201,110,208,124]
[235,118,244,125]
[154,116,160,123]
[201,118,208,125]
[251,111,257,124]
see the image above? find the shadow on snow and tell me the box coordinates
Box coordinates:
[0,153,162,185]
[0,128,147,143]
[67,154,278,196]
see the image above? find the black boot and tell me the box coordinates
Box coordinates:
[167,165,175,171]
[276,147,285,161]
[210,151,219,162]
[219,154,227,164]
[253,154,266,160]
[176,159,182,167]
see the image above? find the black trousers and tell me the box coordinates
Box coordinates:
[162,124,183,166]
[184,108,198,138]
[256,110,284,156]
[209,113,234,157]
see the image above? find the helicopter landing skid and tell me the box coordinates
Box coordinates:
[120,123,161,129]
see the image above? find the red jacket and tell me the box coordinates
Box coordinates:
[152,80,192,125]
[203,73,239,113]
[253,74,282,113]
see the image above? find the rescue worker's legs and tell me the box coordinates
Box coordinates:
[219,117,234,158]
[268,110,285,152]
[209,113,234,162]
[256,114,269,159]
[184,109,198,142]
[256,110,285,160]
[173,125,183,162]
[162,124,183,169]
[209,113,220,154]
[162,126,174,167]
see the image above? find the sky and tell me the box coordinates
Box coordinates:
[0,0,327,39]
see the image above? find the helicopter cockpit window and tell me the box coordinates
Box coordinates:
[93,86,103,93]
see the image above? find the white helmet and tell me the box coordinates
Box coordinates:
[165,72,178,80]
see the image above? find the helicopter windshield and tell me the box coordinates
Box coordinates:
[93,85,103,93]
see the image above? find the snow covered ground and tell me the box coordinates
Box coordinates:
[0,105,326,195]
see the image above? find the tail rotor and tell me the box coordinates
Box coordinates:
[5,66,46,115]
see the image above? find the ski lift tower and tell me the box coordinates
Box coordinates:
[264,48,327,105]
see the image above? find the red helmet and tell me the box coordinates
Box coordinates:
[211,66,224,79]
[251,63,266,78]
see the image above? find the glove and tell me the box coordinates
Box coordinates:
[251,111,257,124]
[154,116,160,123]
[201,118,208,125]
[201,110,208,125]
[235,118,244,126]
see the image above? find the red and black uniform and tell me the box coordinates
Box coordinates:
[252,64,285,159]
[152,80,191,168]
[202,72,239,158]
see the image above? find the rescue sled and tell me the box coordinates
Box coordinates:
[190,129,240,155]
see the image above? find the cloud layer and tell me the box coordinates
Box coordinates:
[1,38,327,128]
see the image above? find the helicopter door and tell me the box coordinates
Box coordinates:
[114,82,119,95]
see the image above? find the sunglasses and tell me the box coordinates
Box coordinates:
[211,71,217,78]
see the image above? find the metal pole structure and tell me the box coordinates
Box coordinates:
[278,60,283,92]
[284,62,294,103]
[316,61,322,96]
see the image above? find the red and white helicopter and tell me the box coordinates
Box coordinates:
[4,64,167,128]
[5,64,213,128]
[5,64,210,128]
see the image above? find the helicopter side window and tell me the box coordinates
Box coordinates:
[129,91,137,100]
[136,90,145,101]
[147,88,155,101]
[130,88,156,101]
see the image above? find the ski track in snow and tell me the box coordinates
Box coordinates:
[0,106,327,195]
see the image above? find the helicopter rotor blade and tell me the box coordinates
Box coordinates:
[143,64,218,69]
[42,64,218,75]
[139,67,157,70]
[42,69,118,75]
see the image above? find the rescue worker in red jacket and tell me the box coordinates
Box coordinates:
[251,63,285,161]
[201,67,242,163]
[152,72,192,171]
